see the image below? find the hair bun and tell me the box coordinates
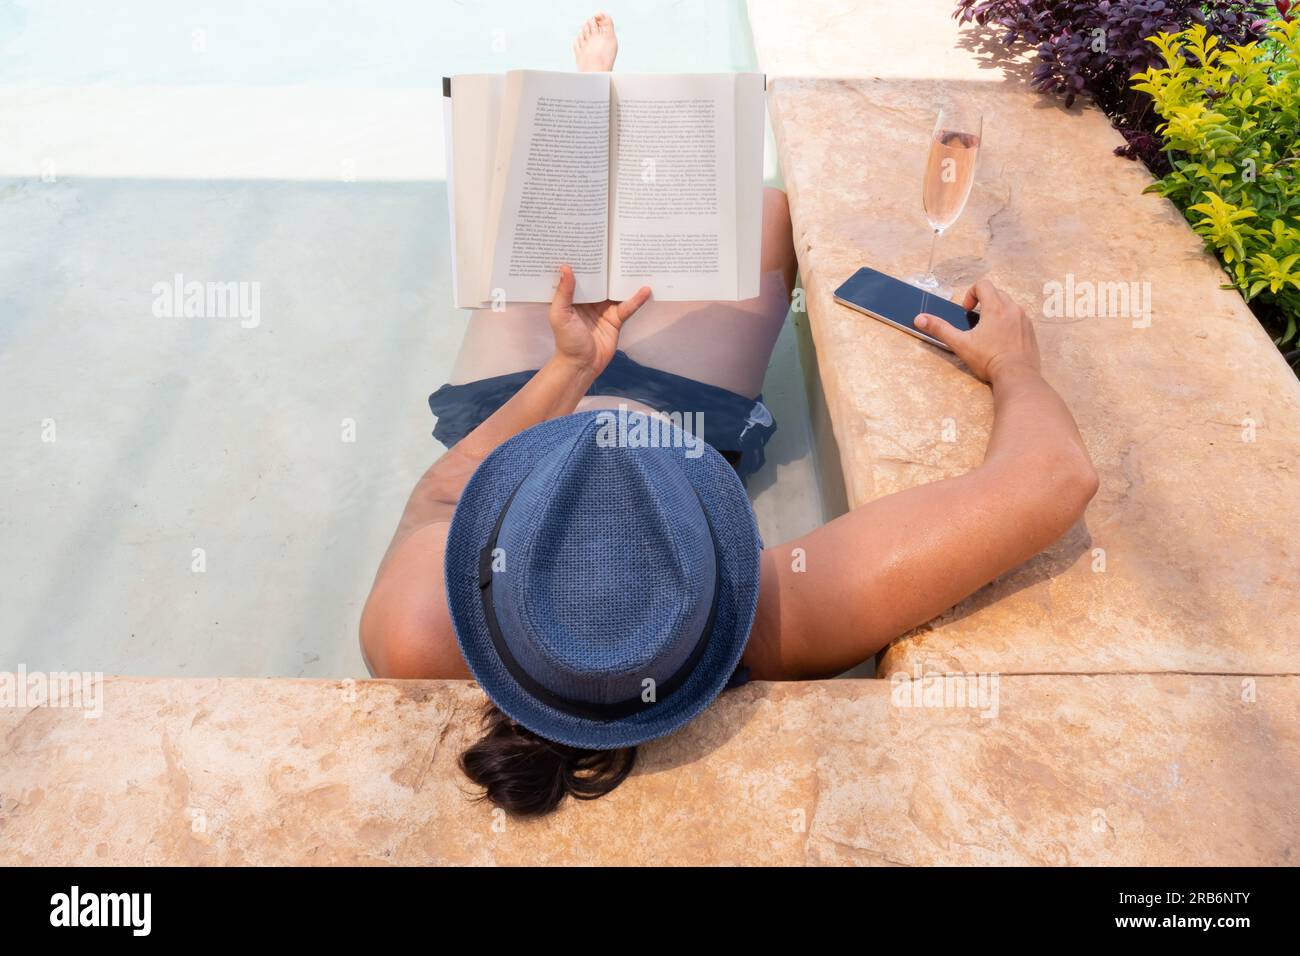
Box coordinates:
[460,703,637,816]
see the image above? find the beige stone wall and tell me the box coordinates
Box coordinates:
[2,676,1295,865]
[752,0,1300,678]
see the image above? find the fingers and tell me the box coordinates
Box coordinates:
[615,285,652,322]
[551,264,575,312]
[914,312,964,352]
[962,276,1001,311]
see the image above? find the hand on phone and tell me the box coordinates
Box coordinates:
[916,278,1040,383]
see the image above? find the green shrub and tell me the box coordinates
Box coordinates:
[1132,18,1300,351]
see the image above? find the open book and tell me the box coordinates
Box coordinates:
[443,70,765,306]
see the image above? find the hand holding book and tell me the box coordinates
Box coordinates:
[548,264,651,378]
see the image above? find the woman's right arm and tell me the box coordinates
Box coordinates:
[743,279,1099,680]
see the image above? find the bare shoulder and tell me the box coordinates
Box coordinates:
[740,548,799,680]
[360,520,471,680]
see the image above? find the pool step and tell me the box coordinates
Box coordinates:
[2,675,1293,865]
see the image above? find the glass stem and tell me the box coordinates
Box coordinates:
[925,228,941,280]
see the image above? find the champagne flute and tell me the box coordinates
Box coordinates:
[910,105,982,298]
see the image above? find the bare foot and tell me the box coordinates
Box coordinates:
[572,12,617,72]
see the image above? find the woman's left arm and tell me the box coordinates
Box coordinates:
[360,266,650,678]
[378,352,599,566]
[376,266,649,565]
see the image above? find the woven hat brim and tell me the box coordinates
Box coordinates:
[443,411,761,750]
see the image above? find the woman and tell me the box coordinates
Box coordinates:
[361,14,1098,816]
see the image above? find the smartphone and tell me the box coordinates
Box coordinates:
[833,267,979,351]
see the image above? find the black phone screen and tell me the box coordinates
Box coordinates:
[834,267,979,335]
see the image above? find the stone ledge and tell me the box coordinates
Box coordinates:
[1,676,1295,865]
[750,0,1300,678]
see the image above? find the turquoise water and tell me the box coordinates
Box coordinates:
[1,0,823,678]
[0,0,758,87]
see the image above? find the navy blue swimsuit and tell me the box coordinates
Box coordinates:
[428,349,778,481]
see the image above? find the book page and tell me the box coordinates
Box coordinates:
[607,74,738,301]
[733,74,766,299]
[482,70,610,304]
[445,75,504,309]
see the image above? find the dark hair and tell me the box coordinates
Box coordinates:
[459,703,636,817]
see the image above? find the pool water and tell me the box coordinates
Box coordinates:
[0,0,825,677]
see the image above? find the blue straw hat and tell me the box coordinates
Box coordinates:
[444,410,762,749]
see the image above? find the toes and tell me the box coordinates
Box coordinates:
[576,12,614,54]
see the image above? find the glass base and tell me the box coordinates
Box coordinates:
[906,272,953,300]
